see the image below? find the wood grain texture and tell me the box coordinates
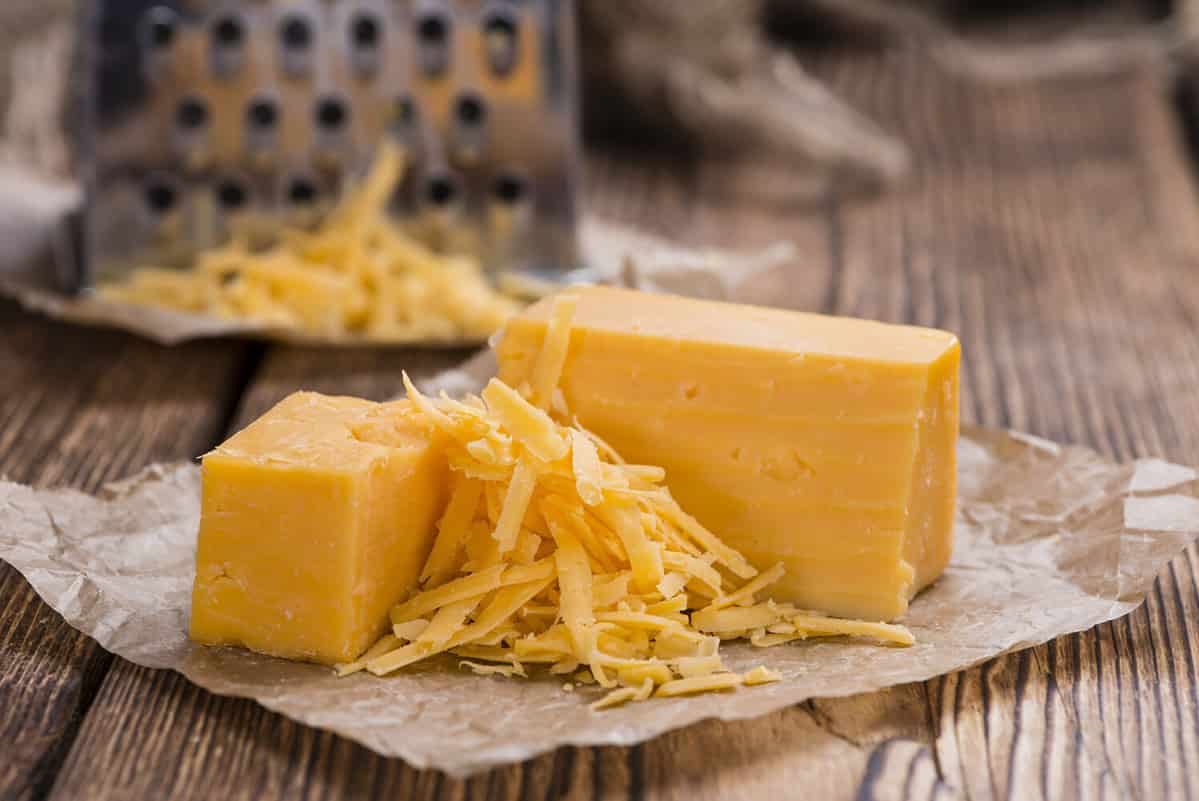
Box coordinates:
[0,301,251,801]
[815,49,1199,801]
[18,44,1199,801]
[229,345,473,429]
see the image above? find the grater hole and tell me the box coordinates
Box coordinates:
[217,180,249,210]
[287,177,318,206]
[417,14,448,45]
[144,8,177,49]
[247,97,278,129]
[416,13,451,77]
[394,96,417,127]
[176,97,209,130]
[212,15,245,48]
[493,173,527,205]
[280,15,313,49]
[315,97,348,130]
[483,13,516,40]
[425,174,457,207]
[482,10,519,75]
[144,181,178,214]
[455,93,487,127]
[351,13,381,48]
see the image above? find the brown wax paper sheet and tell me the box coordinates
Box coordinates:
[0,169,796,346]
[1,428,1197,775]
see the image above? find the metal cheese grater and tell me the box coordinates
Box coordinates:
[68,0,581,294]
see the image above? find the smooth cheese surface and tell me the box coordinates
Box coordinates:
[190,392,448,664]
[496,286,960,621]
[506,284,956,364]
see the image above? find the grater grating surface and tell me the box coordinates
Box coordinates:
[74,0,581,294]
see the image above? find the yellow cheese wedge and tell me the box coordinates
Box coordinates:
[496,286,960,621]
[190,392,449,664]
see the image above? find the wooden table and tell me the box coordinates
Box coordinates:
[4,46,1199,801]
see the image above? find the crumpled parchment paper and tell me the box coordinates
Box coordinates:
[0,169,796,345]
[1,424,1196,775]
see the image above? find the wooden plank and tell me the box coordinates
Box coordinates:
[45,51,1199,801]
[0,301,251,801]
[805,48,1199,801]
[230,345,472,427]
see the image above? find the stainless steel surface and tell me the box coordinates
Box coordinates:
[76,0,580,293]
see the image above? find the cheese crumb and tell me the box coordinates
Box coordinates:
[460,660,527,678]
[655,673,743,697]
[741,666,783,686]
[590,686,639,711]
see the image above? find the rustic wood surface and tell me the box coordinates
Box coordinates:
[4,43,1199,801]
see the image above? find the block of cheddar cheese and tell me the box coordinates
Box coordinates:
[496,286,960,621]
[190,392,448,664]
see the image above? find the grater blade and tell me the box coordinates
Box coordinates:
[74,0,581,295]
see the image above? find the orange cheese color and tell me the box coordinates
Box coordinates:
[496,286,960,621]
[190,392,448,664]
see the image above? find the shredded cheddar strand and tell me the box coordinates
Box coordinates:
[99,143,522,342]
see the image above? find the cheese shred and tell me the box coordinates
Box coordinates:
[342,294,915,706]
[99,143,522,343]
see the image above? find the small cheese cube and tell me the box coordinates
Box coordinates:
[496,286,960,622]
[190,392,448,664]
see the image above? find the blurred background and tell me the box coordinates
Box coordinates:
[0,0,1186,201]
[2,0,1197,422]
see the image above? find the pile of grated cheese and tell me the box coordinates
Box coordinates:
[336,294,914,710]
[99,144,522,343]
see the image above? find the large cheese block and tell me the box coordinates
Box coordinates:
[496,286,960,621]
[190,392,448,664]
